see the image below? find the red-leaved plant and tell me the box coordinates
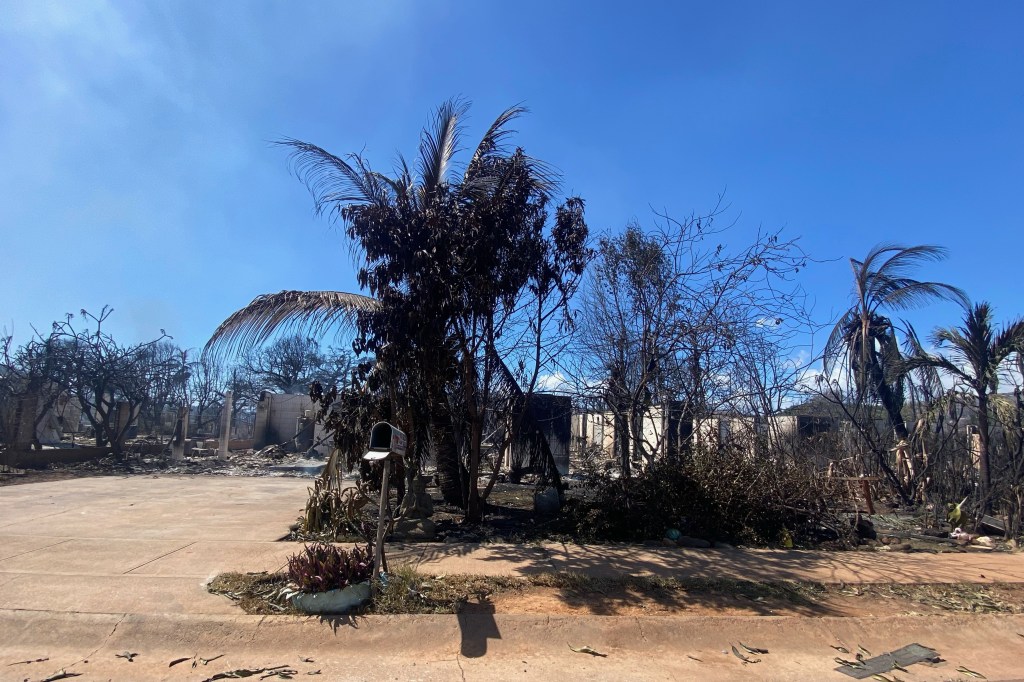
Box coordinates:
[287,542,373,592]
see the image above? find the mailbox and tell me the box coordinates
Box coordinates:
[363,421,407,461]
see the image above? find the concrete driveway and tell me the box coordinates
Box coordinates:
[0,476,310,616]
[2,475,1024,681]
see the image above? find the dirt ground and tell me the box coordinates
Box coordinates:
[210,569,1024,621]
[474,581,1024,619]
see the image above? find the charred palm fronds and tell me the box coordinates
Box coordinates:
[822,244,967,504]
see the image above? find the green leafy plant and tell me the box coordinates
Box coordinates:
[286,542,373,593]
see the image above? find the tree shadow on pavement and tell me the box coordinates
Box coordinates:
[401,540,1024,616]
[546,576,835,617]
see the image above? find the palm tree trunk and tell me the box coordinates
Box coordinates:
[868,336,910,442]
[865,352,913,505]
[432,406,467,508]
[977,390,992,512]
[462,351,484,524]
[465,416,483,523]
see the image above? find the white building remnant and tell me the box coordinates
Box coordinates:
[251,391,329,456]
[571,403,861,469]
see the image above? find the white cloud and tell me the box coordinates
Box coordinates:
[535,372,572,394]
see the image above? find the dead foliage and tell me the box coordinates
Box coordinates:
[373,565,524,615]
[207,572,298,615]
[208,568,1024,618]
[835,582,1024,614]
[565,445,857,547]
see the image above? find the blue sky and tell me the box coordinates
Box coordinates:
[2,1,1022,357]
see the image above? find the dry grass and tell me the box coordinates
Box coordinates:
[373,565,525,614]
[835,582,1024,614]
[208,568,1024,617]
[207,572,298,615]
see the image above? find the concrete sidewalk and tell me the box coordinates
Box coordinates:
[3,476,1024,681]
[3,609,1023,681]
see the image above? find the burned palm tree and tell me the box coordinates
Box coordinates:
[824,244,966,499]
[906,302,1024,510]
[206,101,587,521]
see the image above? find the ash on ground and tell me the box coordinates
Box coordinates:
[0,444,325,486]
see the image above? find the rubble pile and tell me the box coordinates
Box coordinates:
[3,444,323,483]
[855,509,1016,553]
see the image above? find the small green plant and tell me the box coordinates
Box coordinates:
[286,542,373,592]
[297,477,377,542]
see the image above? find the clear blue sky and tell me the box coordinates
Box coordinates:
[2,1,1021,355]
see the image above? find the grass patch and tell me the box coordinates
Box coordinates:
[207,572,298,615]
[373,565,525,614]
[836,582,1022,613]
[529,572,824,601]
[208,568,1024,617]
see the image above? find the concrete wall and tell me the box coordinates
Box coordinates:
[252,392,329,455]
[640,406,664,460]
[573,405,676,462]
[573,406,855,462]
[50,394,83,437]
[765,414,852,445]
[693,415,759,449]
[572,410,615,455]
[5,445,112,469]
